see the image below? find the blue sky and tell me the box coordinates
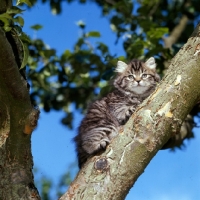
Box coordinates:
[22,1,200,199]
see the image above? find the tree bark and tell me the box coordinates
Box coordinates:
[0,1,40,199]
[60,23,200,200]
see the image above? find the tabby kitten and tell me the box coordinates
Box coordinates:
[74,57,160,168]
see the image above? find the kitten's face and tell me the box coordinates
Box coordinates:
[114,57,160,96]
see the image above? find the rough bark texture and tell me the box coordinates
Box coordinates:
[60,23,200,200]
[0,1,40,199]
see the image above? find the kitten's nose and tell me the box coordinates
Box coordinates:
[135,79,141,83]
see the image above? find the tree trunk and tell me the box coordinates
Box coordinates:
[60,23,200,200]
[0,1,40,199]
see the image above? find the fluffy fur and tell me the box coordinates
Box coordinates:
[74,57,160,168]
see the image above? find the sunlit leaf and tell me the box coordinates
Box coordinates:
[147,27,169,39]
[110,24,117,32]
[13,16,24,27]
[7,6,24,15]
[0,14,12,30]
[30,24,43,30]
[4,26,12,32]
[86,31,101,37]
[63,50,71,58]
[0,13,12,20]
[16,0,32,7]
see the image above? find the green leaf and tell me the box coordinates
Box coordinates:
[0,13,12,29]
[97,42,108,54]
[16,0,32,7]
[7,6,24,15]
[13,16,24,27]
[147,27,169,39]
[0,13,12,20]
[4,26,12,32]
[86,31,101,38]
[110,24,117,32]
[30,24,43,30]
[19,41,29,70]
[64,50,71,57]
[40,49,56,58]
[20,32,31,43]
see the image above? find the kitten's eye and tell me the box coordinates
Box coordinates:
[128,75,134,80]
[142,74,148,78]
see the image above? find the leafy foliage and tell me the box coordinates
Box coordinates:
[21,0,200,131]
[0,3,31,71]
[26,23,119,128]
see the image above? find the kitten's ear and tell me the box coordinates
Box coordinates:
[115,61,128,73]
[145,57,156,69]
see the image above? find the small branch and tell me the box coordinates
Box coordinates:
[163,15,189,48]
[104,0,116,5]
[148,2,160,17]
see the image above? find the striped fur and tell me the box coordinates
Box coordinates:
[74,57,160,168]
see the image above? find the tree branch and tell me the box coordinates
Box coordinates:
[0,11,40,200]
[163,15,189,48]
[60,23,200,200]
[0,28,29,100]
[0,0,12,14]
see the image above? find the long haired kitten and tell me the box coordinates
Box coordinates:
[74,57,160,168]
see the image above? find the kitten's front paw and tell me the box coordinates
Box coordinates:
[83,137,110,154]
[131,97,141,104]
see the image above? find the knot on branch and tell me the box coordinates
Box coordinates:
[23,108,40,135]
[95,158,109,172]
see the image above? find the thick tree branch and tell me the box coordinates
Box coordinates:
[0,0,12,14]
[0,7,40,199]
[60,23,200,200]
[0,28,29,100]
